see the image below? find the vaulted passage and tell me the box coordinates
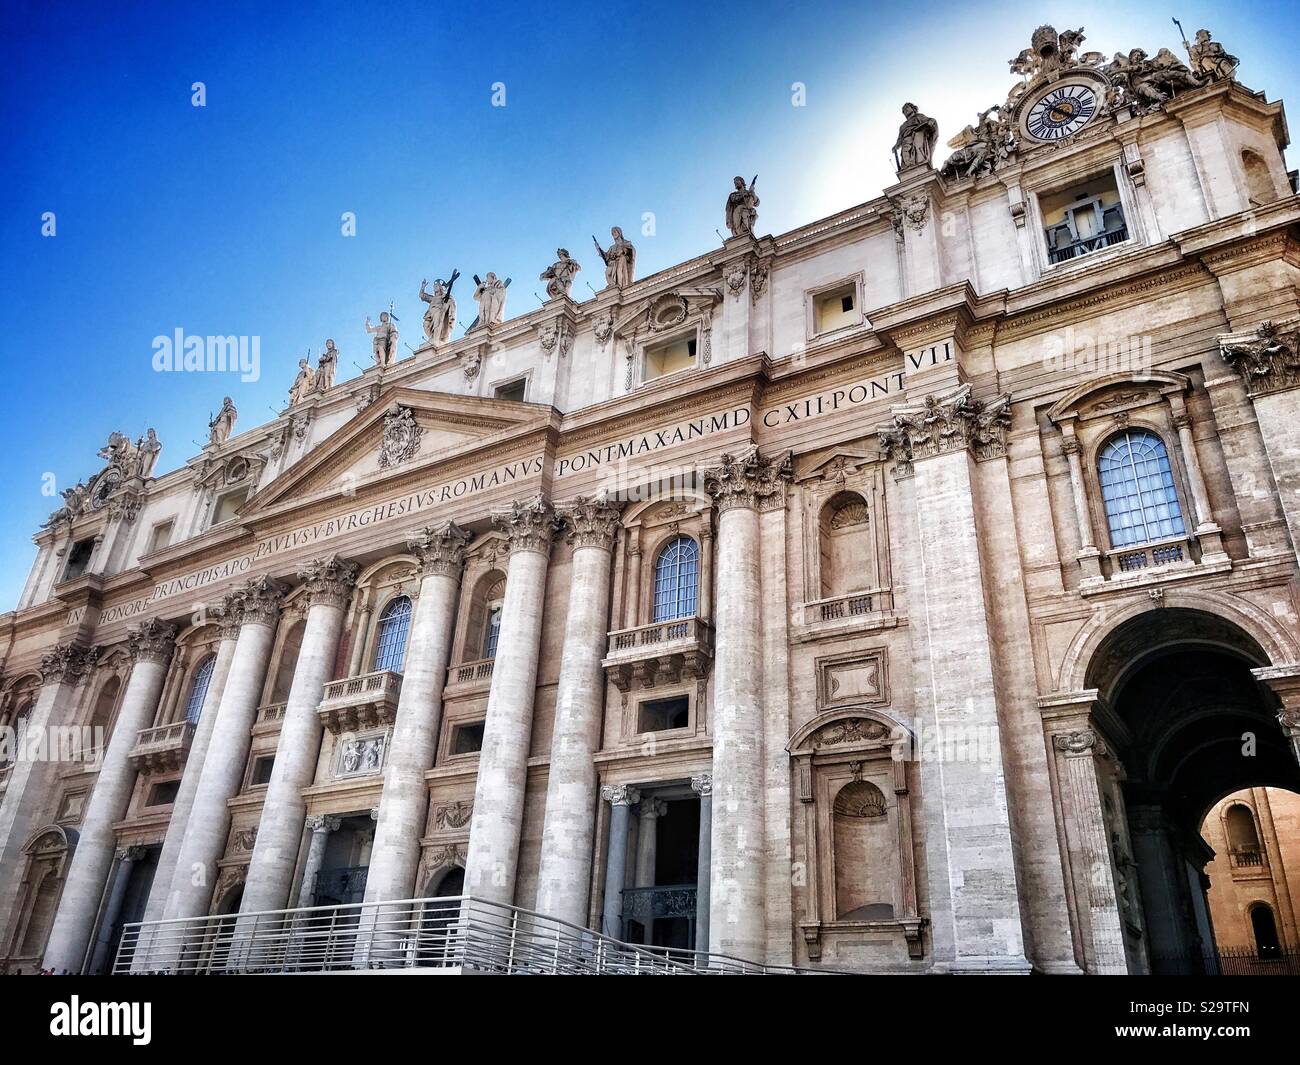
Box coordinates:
[1082,608,1300,973]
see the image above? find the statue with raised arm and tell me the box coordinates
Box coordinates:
[209,396,237,446]
[892,103,938,171]
[1187,28,1237,82]
[593,226,636,289]
[420,271,459,345]
[472,272,507,329]
[315,339,338,392]
[135,428,162,478]
[365,311,399,368]
[289,357,316,405]
[724,175,760,237]
[540,249,581,299]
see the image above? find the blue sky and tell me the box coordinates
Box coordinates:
[0,1,1294,609]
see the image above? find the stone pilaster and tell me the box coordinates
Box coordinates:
[702,447,790,960]
[691,774,712,953]
[365,523,471,903]
[1219,321,1300,563]
[43,619,176,972]
[0,643,98,947]
[878,383,1031,973]
[599,784,639,938]
[133,598,241,969]
[463,497,560,904]
[163,577,284,927]
[534,497,622,927]
[241,559,357,914]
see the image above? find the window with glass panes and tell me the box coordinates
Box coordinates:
[372,596,413,672]
[652,536,699,622]
[1097,430,1186,547]
[183,655,217,723]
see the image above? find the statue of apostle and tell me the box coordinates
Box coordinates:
[892,102,938,171]
[593,226,636,288]
[724,175,760,237]
[420,271,459,345]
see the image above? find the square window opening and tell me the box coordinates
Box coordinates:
[814,284,859,334]
[494,379,527,403]
[146,780,181,806]
[644,335,697,381]
[63,538,95,582]
[212,488,250,526]
[1040,171,1127,264]
[250,754,275,787]
[452,721,486,755]
[638,696,690,734]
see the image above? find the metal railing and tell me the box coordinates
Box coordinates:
[1046,225,1129,264]
[115,895,839,976]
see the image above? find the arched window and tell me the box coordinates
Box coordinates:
[183,655,217,724]
[1250,903,1281,958]
[372,596,413,673]
[1225,803,1262,866]
[652,536,699,622]
[1097,429,1186,548]
[89,677,121,746]
[482,605,503,659]
[3,701,32,766]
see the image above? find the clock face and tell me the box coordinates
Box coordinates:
[1025,83,1099,142]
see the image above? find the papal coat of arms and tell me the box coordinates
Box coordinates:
[377,405,423,469]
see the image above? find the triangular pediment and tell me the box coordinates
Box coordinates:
[243,387,551,515]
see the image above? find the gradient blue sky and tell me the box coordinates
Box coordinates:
[1,1,1294,609]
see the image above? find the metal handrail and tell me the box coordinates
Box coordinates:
[114,895,842,976]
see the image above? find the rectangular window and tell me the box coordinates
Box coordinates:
[644,335,697,381]
[249,754,275,787]
[146,519,175,555]
[451,721,485,755]
[494,378,527,403]
[63,538,95,581]
[1039,171,1128,264]
[212,488,249,526]
[813,283,860,334]
[146,780,181,806]
[638,696,690,733]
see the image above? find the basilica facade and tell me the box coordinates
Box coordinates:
[1,25,1299,975]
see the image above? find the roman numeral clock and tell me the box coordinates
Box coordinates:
[1019,79,1102,144]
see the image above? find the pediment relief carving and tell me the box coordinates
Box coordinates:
[610,285,722,341]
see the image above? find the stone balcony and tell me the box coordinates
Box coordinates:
[317,669,403,734]
[603,617,712,692]
[128,720,196,774]
[445,656,496,694]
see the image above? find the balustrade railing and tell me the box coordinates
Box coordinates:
[606,616,710,656]
[451,657,496,685]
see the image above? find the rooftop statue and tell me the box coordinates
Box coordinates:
[593,226,636,289]
[940,106,1015,179]
[315,339,338,392]
[472,272,507,329]
[208,396,237,446]
[540,249,581,299]
[1186,28,1238,82]
[1105,47,1200,112]
[288,357,316,406]
[892,103,938,171]
[724,175,760,237]
[365,310,399,368]
[420,271,459,345]
[135,428,162,478]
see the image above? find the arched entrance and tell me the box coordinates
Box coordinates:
[1067,605,1300,974]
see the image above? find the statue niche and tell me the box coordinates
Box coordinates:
[832,778,897,921]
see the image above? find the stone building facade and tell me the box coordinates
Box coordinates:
[1,25,1298,975]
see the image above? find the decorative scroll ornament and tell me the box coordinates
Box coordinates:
[39,643,99,684]
[1052,729,1098,755]
[1218,320,1300,397]
[749,257,771,304]
[492,496,560,556]
[876,384,1012,476]
[690,773,713,798]
[557,495,624,551]
[407,522,472,577]
[433,800,473,831]
[298,555,360,608]
[236,575,286,627]
[539,316,573,357]
[592,311,614,348]
[378,405,423,469]
[127,618,178,663]
[723,260,748,297]
[703,446,793,513]
[812,717,892,748]
[892,194,930,233]
[601,784,641,807]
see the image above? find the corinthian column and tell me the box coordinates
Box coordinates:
[702,447,790,960]
[240,558,358,914]
[133,598,241,970]
[43,619,177,973]
[534,496,622,926]
[365,523,471,903]
[464,496,559,904]
[0,644,98,939]
[164,576,284,925]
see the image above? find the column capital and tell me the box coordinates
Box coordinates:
[690,773,713,797]
[408,522,473,577]
[601,783,641,807]
[493,495,561,556]
[235,575,286,627]
[639,797,667,818]
[1218,319,1300,397]
[876,382,1012,476]
[703,446,792,513]
[127,618,178,663]
[557,495,624,551]
[215,594,245,640]
[115,845,148,863]
[39,643,99,684]
[297,555,360,609]
[305,813,342,834]
[1051,729,1098,756]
